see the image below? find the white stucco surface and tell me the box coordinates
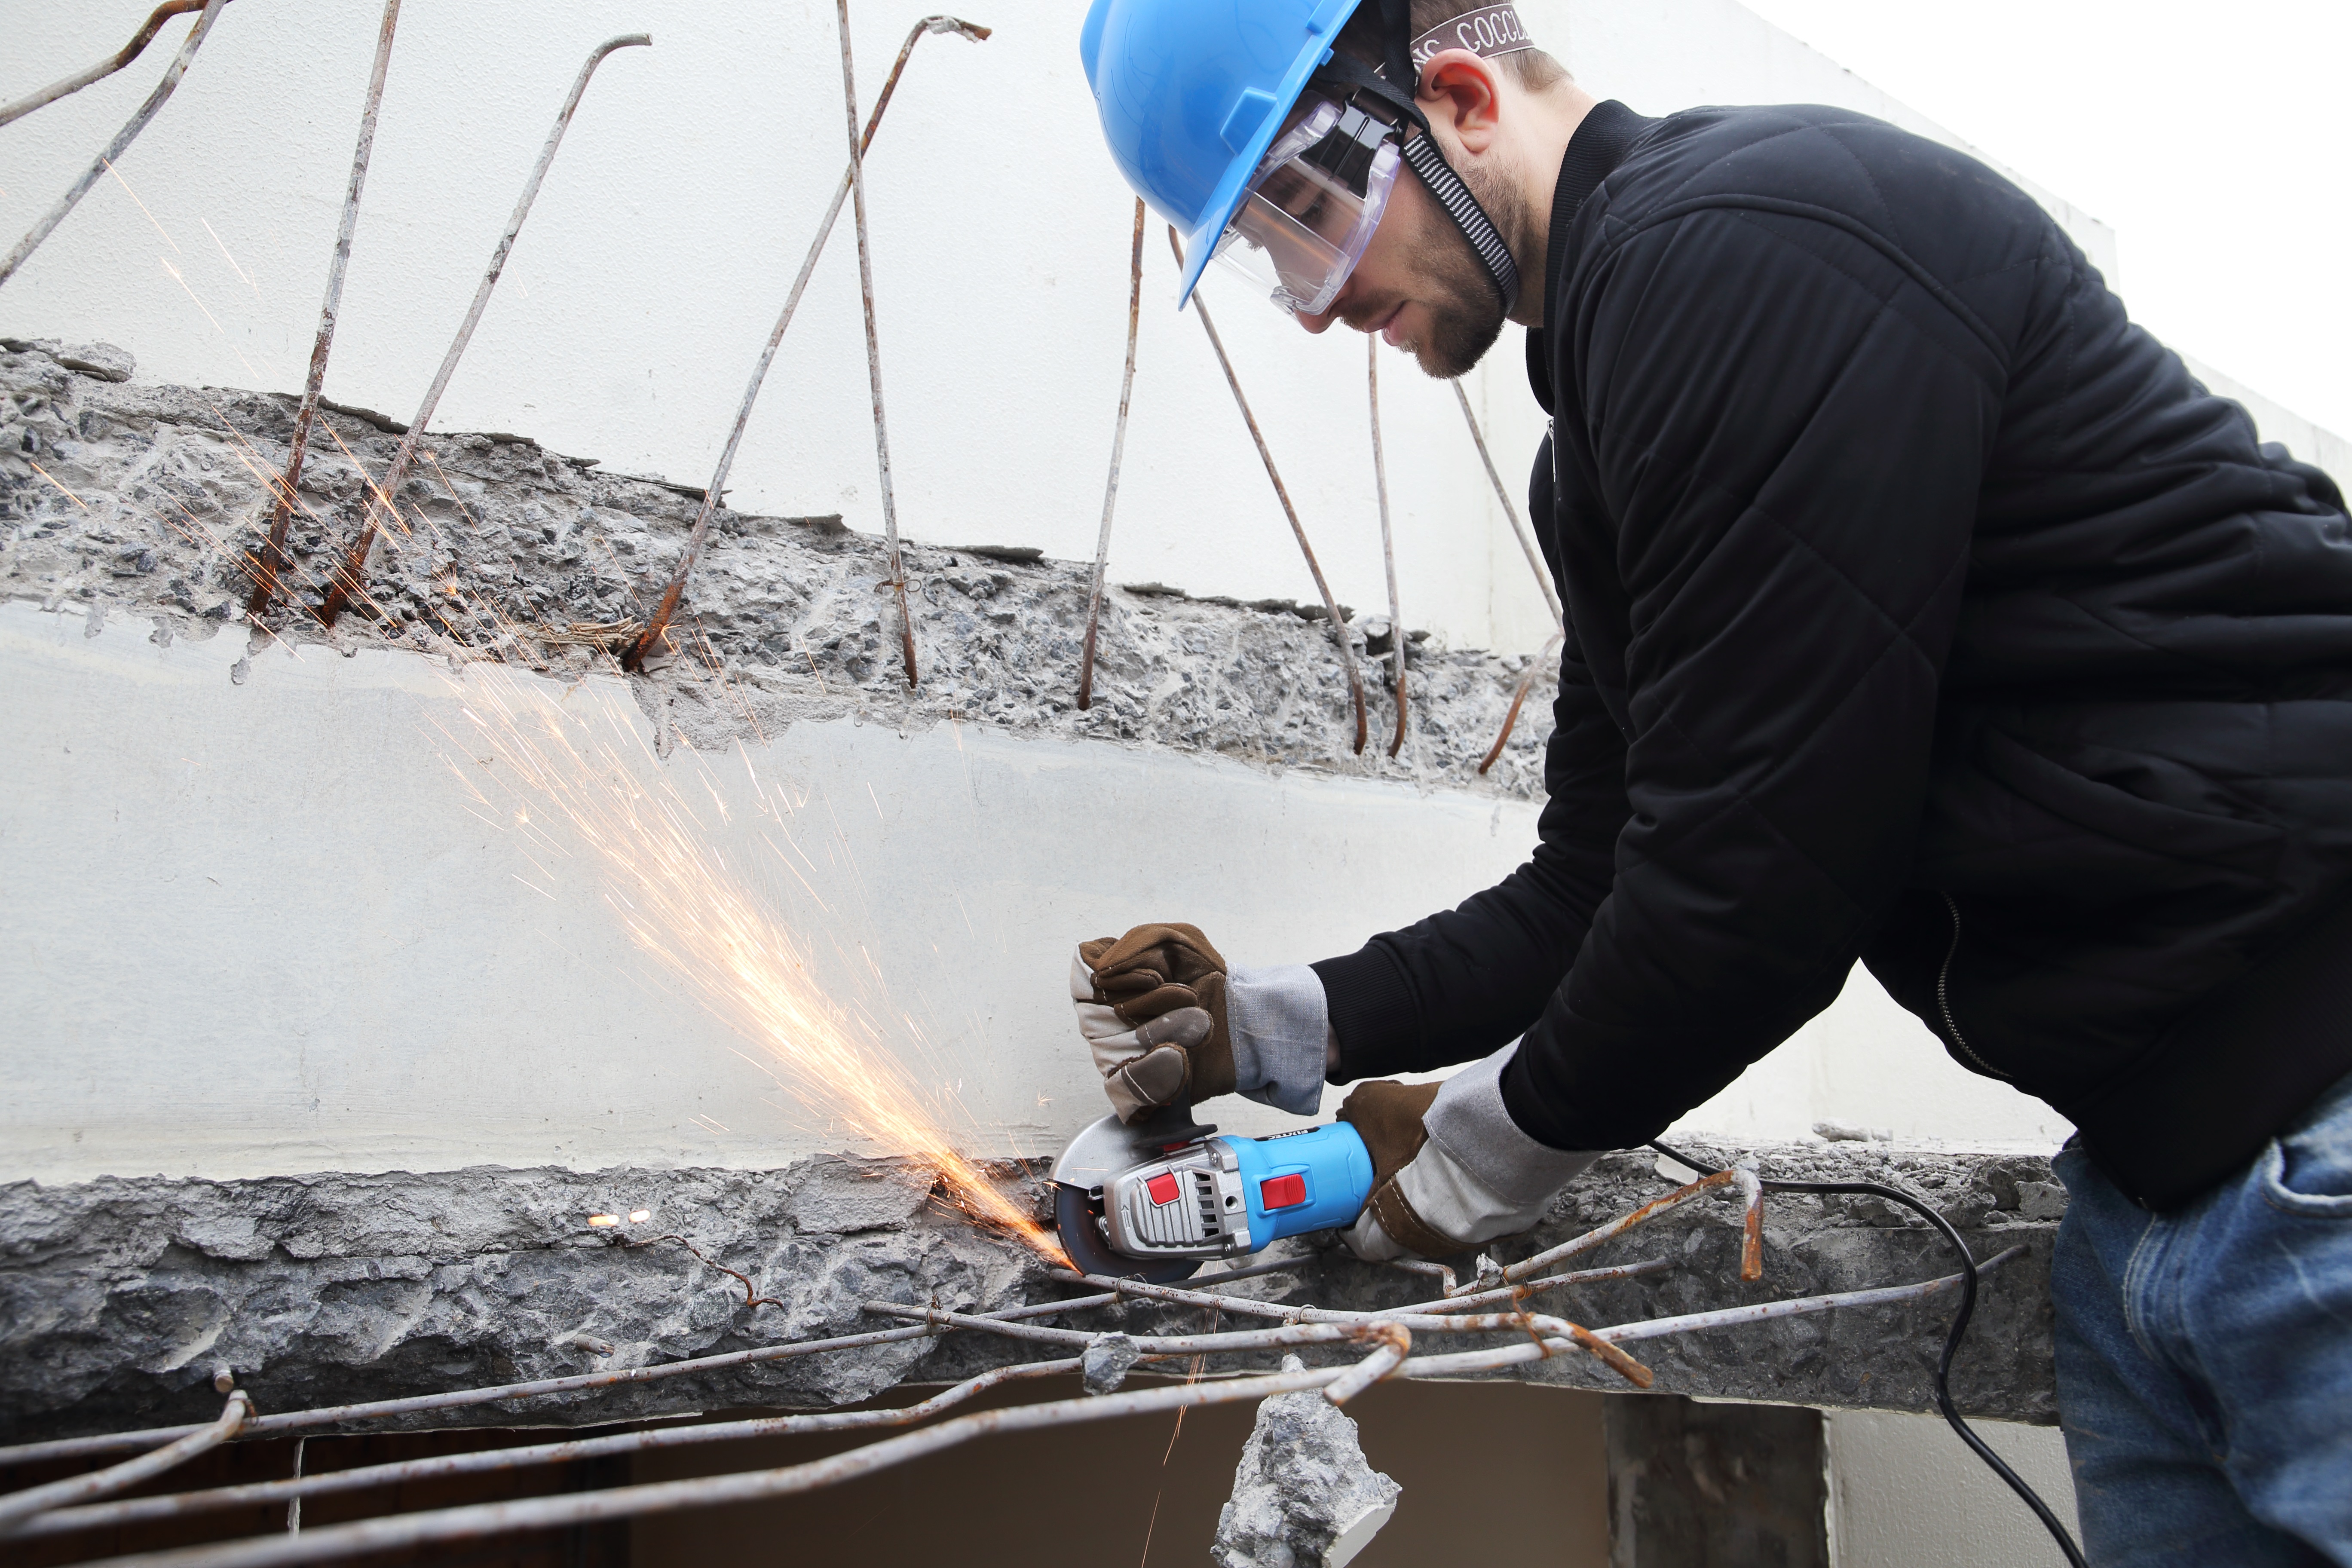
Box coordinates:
[1829,1408,2081,1568]
[0,598,2062,1184]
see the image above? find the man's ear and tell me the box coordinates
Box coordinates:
[1416,47,1504,156]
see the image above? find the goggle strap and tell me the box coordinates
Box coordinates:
[1400,130,1521,314]
[1316,49,1427,133]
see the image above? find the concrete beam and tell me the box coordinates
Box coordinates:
[0,1139,2061,1445]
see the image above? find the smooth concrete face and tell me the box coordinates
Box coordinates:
[0,600,2069,1182]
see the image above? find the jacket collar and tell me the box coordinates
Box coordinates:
[1528,98,1654,411]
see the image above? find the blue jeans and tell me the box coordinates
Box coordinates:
[2052,1071,2352,1566]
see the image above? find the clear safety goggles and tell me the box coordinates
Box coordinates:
[1211,93,1402,317]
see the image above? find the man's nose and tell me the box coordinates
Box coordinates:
[1292,305,1336,335]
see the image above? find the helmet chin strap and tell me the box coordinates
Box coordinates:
[1315,5,1521,316]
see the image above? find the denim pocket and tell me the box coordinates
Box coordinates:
[2260,1099,2352,1216]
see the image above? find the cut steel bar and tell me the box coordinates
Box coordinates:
[837,0,917,690]
[0,0,228,289]
[247,0,401,620]
[0,1291,1114,1468]
[0,0,233,130]
[1169,226,1368,754]
[65,1360,1392,1568]
[1499,1167,1740,1284]
[1596,1245,2027,1346]
[622,16,987,673]
[1077,196,1146,710]
[315,32,650,626]
[1451,377,1562,628]
[1368,336,1407,756]
[1048,1256,1672,1325]
[0,1393,248,1537]
[1321,1324,1409,1405]
[1478,630,1562,775]
[1737,1164,1766,1282]
[18,1360,1083,1541]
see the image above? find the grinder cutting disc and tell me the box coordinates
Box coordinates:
[1053,1182,1201,1284]
[1050,1109,1208,1285]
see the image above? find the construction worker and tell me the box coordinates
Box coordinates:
[1066,2,2352,1563]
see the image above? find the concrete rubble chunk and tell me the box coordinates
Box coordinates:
[1213,1355,1400,1568]
[1079,1331,1141,1395]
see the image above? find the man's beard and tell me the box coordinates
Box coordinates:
[1397,156,1523,380]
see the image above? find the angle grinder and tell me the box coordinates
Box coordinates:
[1050,1109,1376,1282]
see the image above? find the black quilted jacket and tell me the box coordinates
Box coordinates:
[1314,101,2352,1208]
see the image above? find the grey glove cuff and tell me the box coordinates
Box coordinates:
[1225,964,1329,1116]
[1423,1044,1605,1206]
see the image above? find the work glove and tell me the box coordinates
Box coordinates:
[1072,923,1237,1122]
[1336,1046,1604,1261]
[1071,923,1331,1123]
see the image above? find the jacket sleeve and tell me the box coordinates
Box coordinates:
[1493,203,2000,1152]
[1311,432,1630,1081]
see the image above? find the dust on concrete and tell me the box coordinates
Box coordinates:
[0,342,1558,795]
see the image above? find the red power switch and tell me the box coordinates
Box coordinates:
[1259,1173,1307,1210]
[1145,1171,1181,1207]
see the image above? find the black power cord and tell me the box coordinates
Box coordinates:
[1648,1139,2087,1568]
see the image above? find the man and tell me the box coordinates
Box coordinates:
[1071,2,2352,1562]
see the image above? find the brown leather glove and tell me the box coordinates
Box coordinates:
[1337,1052,1604,1260]
[1336,1079,1452,1257]
[1071,922,1239,1122]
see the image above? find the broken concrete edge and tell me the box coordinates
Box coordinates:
[0,342,1560,796]
[0,1139,2064,1444]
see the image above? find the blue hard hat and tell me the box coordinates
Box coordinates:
[1080,0,1370,307]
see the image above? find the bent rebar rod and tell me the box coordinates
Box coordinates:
[16,1361,1084,1541]
[1077,197,1147,710]
[624,15,987,672]
[1478,631,1562,775]
[839,0,917,689]
[247,0,402,620]
[0,1290,1114,1468]
[1170,226,1369,755]
[1369,336,1406,756]
[0,1393,248,1537]
[1451,377,1562,629]
[0,0,228,289]
[0,0,234,130]
[315,32,651,627]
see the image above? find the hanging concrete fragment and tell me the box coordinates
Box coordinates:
[1213,1355,1400,1568]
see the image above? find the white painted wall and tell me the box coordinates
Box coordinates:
[1828,1408,2080,1568]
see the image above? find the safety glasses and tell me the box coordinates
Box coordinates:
[1210,94,1402,316]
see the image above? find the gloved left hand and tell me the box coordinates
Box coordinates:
[1072,922,1238,1122]
[1336,1046,1604,1261]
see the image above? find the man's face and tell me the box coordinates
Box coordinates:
[1290,156,1505,380]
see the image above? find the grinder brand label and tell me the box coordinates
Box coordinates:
[1410,3,1537,69]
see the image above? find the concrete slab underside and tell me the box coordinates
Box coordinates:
[0,1140,2060,1443]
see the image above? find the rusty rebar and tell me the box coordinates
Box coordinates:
[1477,630,1562,775]
[1596,1246,2027,1346]
[622,16,987,673]
[1501,1167,1740,1284]
[1450,377,1562,629]
[1737,1164,1766,1282]
[0,1291,1115,1468]
[246,0,401,621]
[0,0,235,130]
[16,1361,1084,1542]
[315,32,650,627]
[1170,227,1368,754]
[1368,336,1407,756]
[0,0,228,290]
[1077,197,1146,710]
[836,0,918,690]
[0,1392,248,1536]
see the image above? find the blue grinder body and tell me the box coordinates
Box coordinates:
[1230,1122,1376,1242]
[1050,1111,1375,1283]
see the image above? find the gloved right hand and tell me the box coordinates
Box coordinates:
[1071,922,1238,1122]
